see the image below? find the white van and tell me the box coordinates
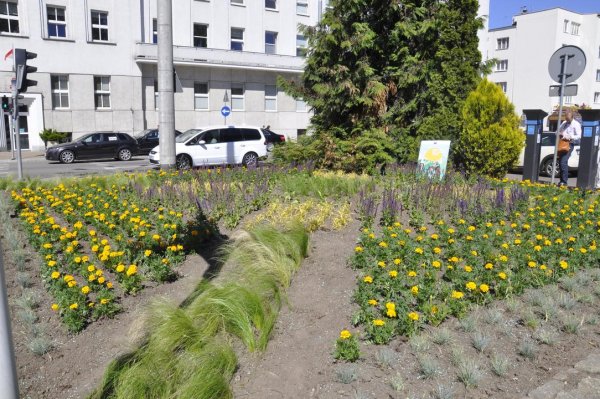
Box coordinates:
[149,126,268,169]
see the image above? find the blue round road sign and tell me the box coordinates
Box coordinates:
[221,106,231,117]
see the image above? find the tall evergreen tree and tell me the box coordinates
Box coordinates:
[280,0,483,164]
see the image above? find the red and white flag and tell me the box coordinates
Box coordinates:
[4,48,13,61]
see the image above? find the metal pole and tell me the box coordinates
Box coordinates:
[0,245,19,399]
[8,115,14,160]
[550,54,570,185]
[157,0,175,169]
[13,67,22,180]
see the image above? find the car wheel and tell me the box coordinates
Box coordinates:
[242,152,258,168]
[118,148,132,161]
[176,154,192,170]
[541,157,560,178]
[59,150,75,164]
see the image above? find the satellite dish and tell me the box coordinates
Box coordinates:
[548,45,586,84]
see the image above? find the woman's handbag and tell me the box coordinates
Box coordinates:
[558,138,570,154]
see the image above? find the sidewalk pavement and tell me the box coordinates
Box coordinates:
[0,150,45,160]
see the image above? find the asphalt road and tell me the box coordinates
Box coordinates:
[0,154,156,179]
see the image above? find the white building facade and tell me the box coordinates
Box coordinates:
[0,0,323,151]
[485,8,600,121]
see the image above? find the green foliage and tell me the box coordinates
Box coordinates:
[334,334,361,362]
[39,128,69,148]
[280,0,483,164]
[457,79,524,178]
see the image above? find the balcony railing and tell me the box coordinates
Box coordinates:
[135,43,305,72]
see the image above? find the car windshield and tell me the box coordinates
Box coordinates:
[73,134,93,143]
[134,129,152,138]
[176,129,201,143]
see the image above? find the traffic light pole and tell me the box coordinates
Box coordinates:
[157,0,176,169]
[12,66,22,180]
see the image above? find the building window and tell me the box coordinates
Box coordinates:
[0,1,19,34]
[194,82,209,110]
[91,10,108,41]
[496,37,509,50]
[231,83,244,110]
[597,69,600,82]
[265,31,277,54]
[193,23,208,48]
[496,59,508,72]
[265,85,277,111]
[47,6,66,38]
[296,98,307,112]
[154,80,159,109]
[595,92,600,104]
[152,18,157,43]
[231,27,244,51]
[563,19,569,33]
[94,76,110,109]
[497,82,507,93]
[571,22,580,36]
[297,129,306,137]
[231,0,243,5]
[565,96,573,104]
[296,1,308,15]
[296,34,307,57]
[265,0,276,10]
[51,75,69,109]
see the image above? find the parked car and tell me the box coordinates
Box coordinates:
[261,128,286,151]
[149,126,268,169]
[514,132,580,177]
[135,129,183,154]
[45,132,140,164]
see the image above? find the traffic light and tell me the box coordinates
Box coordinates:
[1,96,8,112]
[14,48,37,93]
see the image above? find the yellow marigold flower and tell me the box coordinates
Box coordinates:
[464,265,473,272]
[379,241,388,248]
[74,257,81,264]
[393,258,401,265]
[501,243,509,249]
[415,247,424,254]
[368,233,375,239]
[433,247,441,254]
[449,256,459,263]
[47,260,57,267]
[410,286,419,295]
[540,265,547,270]
[483,234,489,239]
[408,271,417,277]
[152,234,161,241]
[51,271,60,279]
[51,303,59,311]
[499,255,508,262]
[498,272,507,280]
[560,260,568,269]
[43,243,52,249]
[368,299,378,306]
[88,274,96,282]
[432,261,441,268]
[408,312,419,321]
[430,234,439,240]
[448,238,455,244]
[377,261,386,268]
[514,239,522,245]
[386,303,397,318]
[468,226,476,232]
[64,275,74,282]
[389,270,398,278]
[91,245,99,252]
[126,265,137,276]
[87,265,96,273]
[580,248,588,254]
[98,276,105,284]
[339,330,352,340]
[363,276,373,284]
[354,246,364,253]
[373,319,385,326]
[68,280,77,288]
[534,245,542,251]
[466,235,473,241]
[458,219,466,224]
[100,298,109,305]
[116,264,125,273]
[451,290,464,299]
[471,250,478,256]
[485,263,493,270]
[106,282,113,289]
[45,255,53,260]
[466,281,477,291]
[69,303,79,310]
[145,249,153,257]
[528,261,537,268]
[479,284,489,293]
[81,286,90,294]
[447,228,455,234]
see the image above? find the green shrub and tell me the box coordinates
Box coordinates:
[457,79,523,178]
[39,128,69,148]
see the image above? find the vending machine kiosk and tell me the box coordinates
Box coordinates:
[522,109,547,182]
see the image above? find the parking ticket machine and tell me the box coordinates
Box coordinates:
[577,109,600,190]
[522,109,548,183]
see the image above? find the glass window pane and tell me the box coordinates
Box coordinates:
[194,24,207,36]
[194,83,208,94]
[100,13,107,25]
[296,3,308,14]
[0,19,8,32]
[265,0,276,9]
[91,12,99,25]
[8,2,17,16]
[56,8,65,21]
[195,97,208,110]
[57,24,66,37]
[231,85,244,95]
[194,37,207,47]
[265,31,276,44]
[8,18,17,33]
[61,93,69,108]
[265,98,276,111]
[92,27,99,40]
[265,85,277,97]
[101,29,108,41]
[52,93,60,108]
[231,28,243,40]
[231,41,243,51]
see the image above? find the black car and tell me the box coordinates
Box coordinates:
[45,132,140,164]
[261,128,286,151]
[135,129,183,154]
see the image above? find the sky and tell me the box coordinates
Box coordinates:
[489,0,599,29]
